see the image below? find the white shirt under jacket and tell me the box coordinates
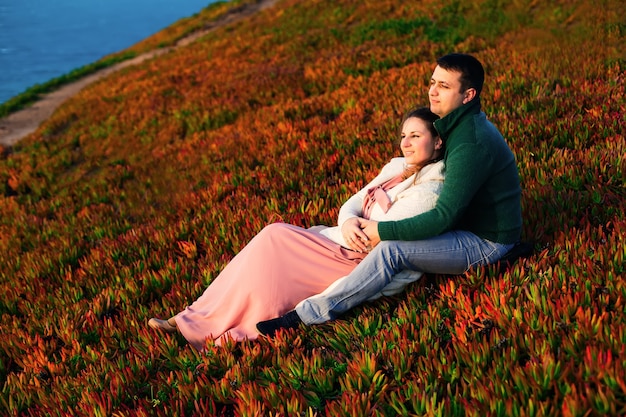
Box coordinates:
[309,158,445,300]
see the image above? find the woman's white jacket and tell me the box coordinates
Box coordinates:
[319,157,445,248]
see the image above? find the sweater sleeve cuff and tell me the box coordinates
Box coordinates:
[377,221,396,241]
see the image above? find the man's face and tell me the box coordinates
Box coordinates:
[429,66,472,117]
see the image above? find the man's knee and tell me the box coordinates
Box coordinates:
[368,241,411,273]
[371,240,402,256]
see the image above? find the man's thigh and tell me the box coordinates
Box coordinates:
[382,231,486,275]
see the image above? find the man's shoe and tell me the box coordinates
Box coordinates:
[498,241,534,271]
[256,310,302,336]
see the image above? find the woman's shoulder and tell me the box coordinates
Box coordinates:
[376,157,406,176]
[386,157,406,167]
[416,160,445,182]
[384,157,407,171]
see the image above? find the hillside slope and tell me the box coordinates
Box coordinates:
[1,0,624,415]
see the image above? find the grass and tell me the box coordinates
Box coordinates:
[0,0,625,415]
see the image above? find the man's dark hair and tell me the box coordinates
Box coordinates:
[436,53,485,97]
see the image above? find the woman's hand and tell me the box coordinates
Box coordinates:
[341,217,371,253]
[360,219,380,249]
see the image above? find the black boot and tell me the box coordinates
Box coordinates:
[256,310,302,336]
[498,241,534,272]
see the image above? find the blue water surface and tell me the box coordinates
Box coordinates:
[0,0,216,104]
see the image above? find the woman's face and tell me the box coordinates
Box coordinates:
[400,117,442,166]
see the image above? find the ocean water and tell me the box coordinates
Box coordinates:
[0,0,216,104]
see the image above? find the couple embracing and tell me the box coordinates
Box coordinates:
[149,53,525,350]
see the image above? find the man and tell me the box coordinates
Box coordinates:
[257,53,523,336]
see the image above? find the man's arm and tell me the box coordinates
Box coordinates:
[377,142,493,241]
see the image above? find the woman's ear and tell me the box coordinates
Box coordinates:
[435,137,443,150]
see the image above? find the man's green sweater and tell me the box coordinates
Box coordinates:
[378,99,522,244]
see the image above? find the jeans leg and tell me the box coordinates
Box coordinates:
[295,230,513,324]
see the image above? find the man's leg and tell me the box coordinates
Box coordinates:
[295,230,496,324]
[256,231,513,335]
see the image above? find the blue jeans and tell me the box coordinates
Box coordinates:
[295,230,514,324]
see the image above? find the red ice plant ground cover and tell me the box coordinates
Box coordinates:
[0,0,624,415]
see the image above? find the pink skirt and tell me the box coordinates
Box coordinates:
[174,223,365,349]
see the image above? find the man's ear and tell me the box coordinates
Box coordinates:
[462,88,477,104]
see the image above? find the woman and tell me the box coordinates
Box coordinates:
[149,107,444,349]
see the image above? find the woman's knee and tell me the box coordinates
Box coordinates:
[259,222,290,236]
[254,223,299,246]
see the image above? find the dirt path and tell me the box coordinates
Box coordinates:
[0,0,277,148]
